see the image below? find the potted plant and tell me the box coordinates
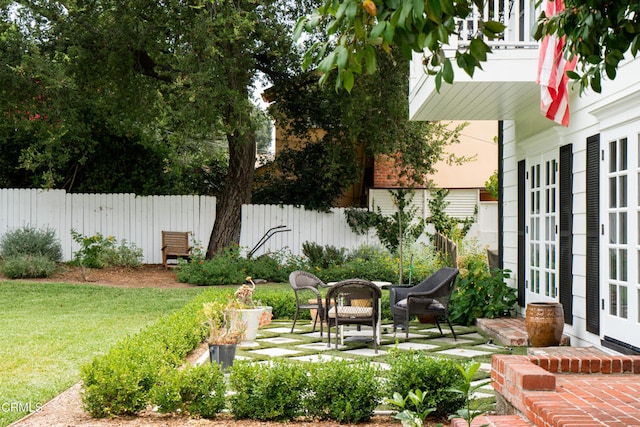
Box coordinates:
[234,277,273,345]
[203,300,246,370]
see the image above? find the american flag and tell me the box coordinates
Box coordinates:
[537,0,577,127]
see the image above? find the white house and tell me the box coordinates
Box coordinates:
[409,1,640,354]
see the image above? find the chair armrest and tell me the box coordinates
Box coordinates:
[407,291,437,299]
[390,286,413,302]
[295,286,321,297]
[161,244,168,251]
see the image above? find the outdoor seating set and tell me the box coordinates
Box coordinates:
[288,267,460,353]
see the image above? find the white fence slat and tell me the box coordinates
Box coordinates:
[0,188,497,263]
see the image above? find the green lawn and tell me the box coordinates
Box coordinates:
[0,281,205,427]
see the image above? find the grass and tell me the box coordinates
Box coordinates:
[0,281,205,427]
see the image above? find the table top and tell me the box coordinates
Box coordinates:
[326,281,392,288]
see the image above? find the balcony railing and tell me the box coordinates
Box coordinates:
[451,0,540,49]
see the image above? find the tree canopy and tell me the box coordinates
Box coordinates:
[1,0,306,255]
[254,51,467,211]
[297,0,640,93]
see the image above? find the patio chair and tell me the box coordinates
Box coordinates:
[390,267,459,340]
[325,279,381,353]
[289,270,327,335]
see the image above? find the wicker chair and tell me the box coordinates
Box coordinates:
[390,267,459,340]
[288,270,328,335]
[325,279,381,353]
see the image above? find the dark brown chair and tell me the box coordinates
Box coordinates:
[325,279,381,353]
[288,270,327,335]
[390,267,459,340]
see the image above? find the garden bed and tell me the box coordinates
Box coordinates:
[4,264,190,288]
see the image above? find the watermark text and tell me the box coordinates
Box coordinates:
[1,402,43,413]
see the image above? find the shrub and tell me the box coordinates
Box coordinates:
[449,249,517,326]
[229,360,309,421]
[81,291,214,417]
[152,363,226,418]
[81,337,164,417]
[245,251,290,283]
[0,254,58,279]
[302,241,346,269]
[177,246,297,286]
[176,246,247,285]
[98,240,143,268]
[70,230,143,268]
[386,350,466,417]
[0,225,62,262]
[252,288,298,320]
[305,360,382,423]
[319,244,440,285]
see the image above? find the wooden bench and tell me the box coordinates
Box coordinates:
[161,231,192,269]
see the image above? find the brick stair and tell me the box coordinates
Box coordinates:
[476,317,570,347]
[489,350,640,426]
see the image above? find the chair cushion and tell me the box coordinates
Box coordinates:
[327,306,373,318]
[395,298,444,311]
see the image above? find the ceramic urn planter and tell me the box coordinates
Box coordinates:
[525,302,564,347]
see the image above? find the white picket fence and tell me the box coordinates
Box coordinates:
[0,188,498,264]
[0,189,216,264]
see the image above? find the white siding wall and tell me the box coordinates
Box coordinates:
[502,57,640,348]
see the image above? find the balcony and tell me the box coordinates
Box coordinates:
[409,0,541,122]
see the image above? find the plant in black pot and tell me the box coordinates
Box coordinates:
[203,300,246,370]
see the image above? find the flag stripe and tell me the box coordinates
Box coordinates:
[537,0,576,127]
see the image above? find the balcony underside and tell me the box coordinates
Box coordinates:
[409,48,543,122]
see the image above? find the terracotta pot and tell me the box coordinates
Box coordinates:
[417,314,437,324]
[525,302,564,347]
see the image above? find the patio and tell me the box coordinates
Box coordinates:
[223,317,640,427]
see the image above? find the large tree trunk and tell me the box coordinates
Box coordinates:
[207,116,256,257]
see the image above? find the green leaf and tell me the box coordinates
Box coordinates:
[426,0,443,22]
[413,0,425,20]
[469,38,488,62]
[336,0,349,20]
[384,21,395,42]
[370,21,387,39]
[435,71,442,92]
[364,45,377,74]
[586,54,601,64]
[442,58,454,83]
[482,20,506,36]
[346,0,358,20]
[605,63,617,80]
[294,17,307,41]
[343,69,354,92]
[336,45,349,69]
[302,50,314,71]
[566,70,580,79]
[317,51,336,73]
[440,0,455,16]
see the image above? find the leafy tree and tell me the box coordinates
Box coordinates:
[255,51,468,211]
[426,188,476,242]
[485,170,498,200]
[1,0,307,256]
[536,0,640,94]
[345,189,425,253]
[296,0,638,94]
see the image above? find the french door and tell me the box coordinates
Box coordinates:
[526,152,559,303]
[601,127,640,346]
